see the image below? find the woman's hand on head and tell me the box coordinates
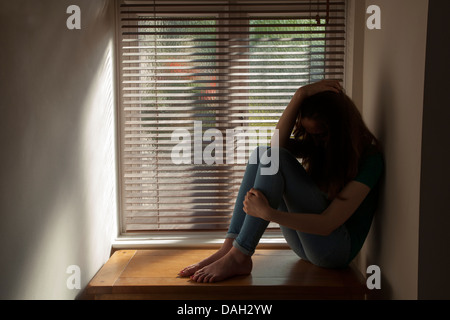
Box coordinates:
[243,188,272,221]
[298,80,343,98]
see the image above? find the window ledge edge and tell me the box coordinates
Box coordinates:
[112,232,288,250]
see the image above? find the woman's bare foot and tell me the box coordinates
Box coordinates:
[178,238,234,277]
[189,247,252,283]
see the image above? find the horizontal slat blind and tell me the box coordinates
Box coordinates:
[118,0,346,232]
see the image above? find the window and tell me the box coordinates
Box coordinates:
[117,0,346,234]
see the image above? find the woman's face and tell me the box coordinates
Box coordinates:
[301,117,329,144]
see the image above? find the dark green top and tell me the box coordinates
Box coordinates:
[344,148,384,263]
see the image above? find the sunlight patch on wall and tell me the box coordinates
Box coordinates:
[79,38,118,271]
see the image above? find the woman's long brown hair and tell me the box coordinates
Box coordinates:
[293,91,381,200]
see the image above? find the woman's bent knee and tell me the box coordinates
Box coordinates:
[248,146,270,164]
[248,146,298,176]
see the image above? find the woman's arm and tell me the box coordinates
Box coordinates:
[273,89,306,149]
[243,181,370,236]
[272,80,343,149]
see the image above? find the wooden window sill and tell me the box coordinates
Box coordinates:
[82,249,368,300]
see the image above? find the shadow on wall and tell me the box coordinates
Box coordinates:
[360,65,394,299]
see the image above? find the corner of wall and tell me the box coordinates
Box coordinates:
[349,0,429,300]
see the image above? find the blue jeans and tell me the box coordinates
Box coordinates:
[226,147,351,269]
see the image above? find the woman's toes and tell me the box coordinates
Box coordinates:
[200,272,210,283]
[191,269,212,283]
[203,274,213,283]
[190,269,202,282]
[180,264,203,277]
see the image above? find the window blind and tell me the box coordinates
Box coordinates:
[118,0,346,233]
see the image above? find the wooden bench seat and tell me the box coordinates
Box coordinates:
[83,249,368,300]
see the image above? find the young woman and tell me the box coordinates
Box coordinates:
[179,80,384,283]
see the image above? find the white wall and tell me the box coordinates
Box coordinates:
[0,0,117,299]
[350,0,429,299]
